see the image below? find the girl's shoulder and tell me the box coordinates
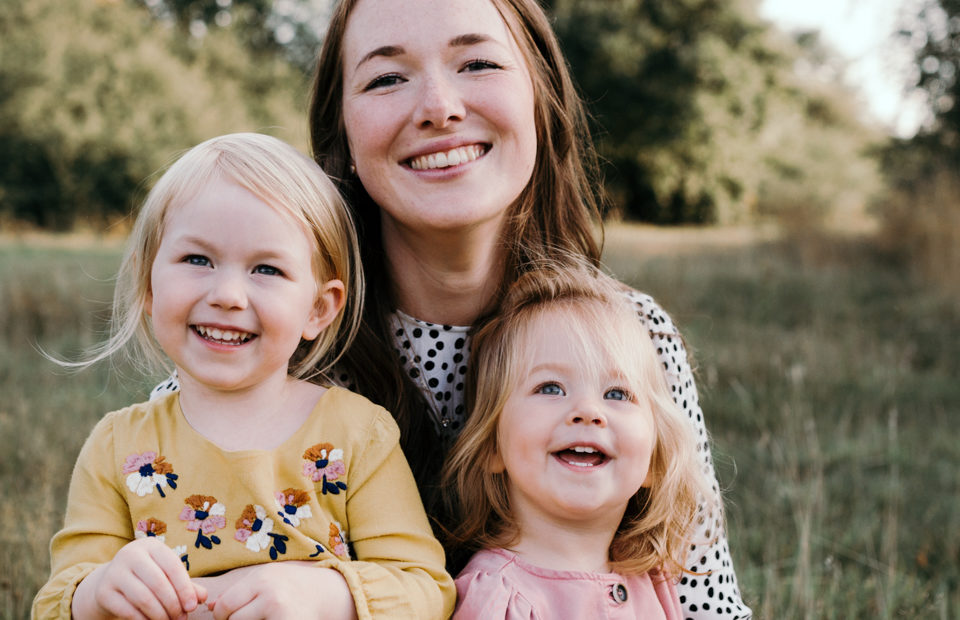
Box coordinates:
[308,386,402,446]
[454,549,538,619]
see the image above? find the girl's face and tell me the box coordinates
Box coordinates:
[340,0,537,236]
[490,308,656,530]
[147,178,340,393]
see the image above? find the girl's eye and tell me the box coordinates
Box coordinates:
[184,255,210,267]
[253,264,282,276]
[604,388,634,402]
[536,382,565,397]
[364,73,406,91]
[462,58,502,72]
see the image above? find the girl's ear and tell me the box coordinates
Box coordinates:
[302,279,345,341]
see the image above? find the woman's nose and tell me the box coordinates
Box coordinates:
[414,73,465,129]
[207,270,248,310]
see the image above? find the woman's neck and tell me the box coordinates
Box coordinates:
[382,218,506,326]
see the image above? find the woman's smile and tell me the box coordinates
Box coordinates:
[406,143,488,171]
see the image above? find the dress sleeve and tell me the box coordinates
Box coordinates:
[628,290,752,619]
[453,564,537,620]
[31,413,132,619]
[314,409,456,620]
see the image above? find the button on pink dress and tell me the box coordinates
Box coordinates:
[454,548,683,619]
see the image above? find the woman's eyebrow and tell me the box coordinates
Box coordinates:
[355,34,497,70]
[356,45,403,70]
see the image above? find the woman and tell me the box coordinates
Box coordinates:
[309,0,750,618]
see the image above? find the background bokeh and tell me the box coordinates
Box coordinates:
[1,0,958,617]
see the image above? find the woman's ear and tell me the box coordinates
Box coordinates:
[487,448,505,474]
[302,279,346,341]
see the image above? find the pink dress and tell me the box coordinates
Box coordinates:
[454,548,683,620]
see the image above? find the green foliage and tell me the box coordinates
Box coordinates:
[547,0,883,224]
[0,0,308,230]
[900,0,960,151]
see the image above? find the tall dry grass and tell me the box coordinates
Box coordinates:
[2,231,958,618]
[604,226,959,618]
[875,165,960,301]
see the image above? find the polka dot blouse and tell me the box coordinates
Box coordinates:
[150,289,751,618]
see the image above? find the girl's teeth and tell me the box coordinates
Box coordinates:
[196,326,251,343]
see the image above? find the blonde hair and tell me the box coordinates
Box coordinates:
[442,261,712,576]
[73,132,363,382]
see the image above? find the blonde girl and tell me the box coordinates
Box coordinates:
[443,262,713,619]
[33,133,454,620]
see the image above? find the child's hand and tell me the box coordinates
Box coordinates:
[207,562,357,620]
[73,537,207,620]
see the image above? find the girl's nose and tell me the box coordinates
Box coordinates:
[207,271,248,310]
[414,73,465,129]
[567,399,607,427]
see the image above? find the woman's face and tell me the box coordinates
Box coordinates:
[340,0,538,236]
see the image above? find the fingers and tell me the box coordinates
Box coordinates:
[96,538,198,620]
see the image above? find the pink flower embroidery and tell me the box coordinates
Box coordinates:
[179,494,226,549]
[302,443,347,494]
[122,452,178,497]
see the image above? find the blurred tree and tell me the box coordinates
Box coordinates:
[135,0,331,71]
[901,0,960,153]
[0,0,307,230]
[546,0,881,225]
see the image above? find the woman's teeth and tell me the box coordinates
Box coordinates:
[409,145,484,170]
[194,325,253,345]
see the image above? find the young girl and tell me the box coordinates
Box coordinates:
[32,133,455,620]
[443,262,714,619]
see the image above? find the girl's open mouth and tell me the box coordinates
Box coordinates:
[553,446,608,468]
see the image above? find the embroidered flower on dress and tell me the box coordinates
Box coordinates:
[123,452,178,497]
[179,494,226,549]
[134,518,167,542]
[302,443,348,495]
[234,504,289,560]
[275,488,312,527]
[328,521,350,559]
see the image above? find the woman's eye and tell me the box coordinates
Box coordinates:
[604,388,633,402]
[254,264,282,276]
[462,58,502,72]
[536,383,565,396]
[364,73,406,91]
[184,255,210,267]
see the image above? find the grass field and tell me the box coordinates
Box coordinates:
[2,226,958,618]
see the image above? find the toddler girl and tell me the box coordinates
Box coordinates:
[33,133,454,620]
[443,262,714,619]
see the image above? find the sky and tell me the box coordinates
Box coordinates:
[759,0,928,136]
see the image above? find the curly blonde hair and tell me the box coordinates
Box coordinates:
[442,260,713,576]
